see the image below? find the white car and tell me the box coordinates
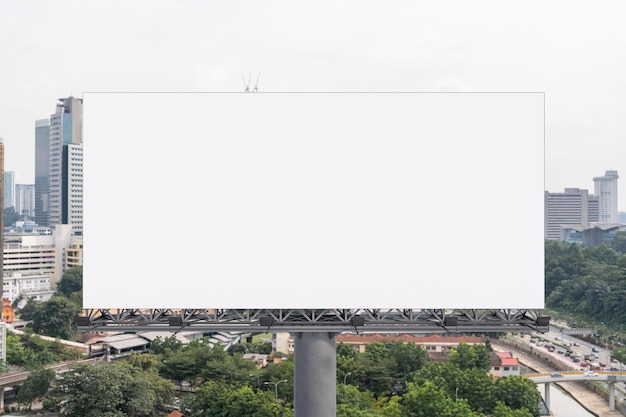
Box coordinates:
[584,371,599,377]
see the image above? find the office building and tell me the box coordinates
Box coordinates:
[545,188,593,240]
[3,172,14,210]
[40,97,83,235]
[34,118,51,226]
[593,170,619,224]
[15,184,35,218]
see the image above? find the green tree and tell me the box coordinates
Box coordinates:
[30,295,81,340]
[491,401,535,417]
[127,352,161,372]
[493,375,541,417]
[447,343,491,371]
[17,367,55,409]
[49,361,173,417]
[402,381,481,417]
[56,266,83,298]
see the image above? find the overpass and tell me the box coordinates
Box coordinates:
[524,371,626,411]
[0,358,102,409]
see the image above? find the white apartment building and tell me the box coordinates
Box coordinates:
[67,143,83,235]
[2,225,76,303]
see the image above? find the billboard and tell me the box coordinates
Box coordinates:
[83,92,544,309]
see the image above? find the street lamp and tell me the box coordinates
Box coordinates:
[264,379,288,401]
[343,372,352,386]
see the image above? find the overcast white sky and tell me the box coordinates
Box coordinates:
[2,1,626,208]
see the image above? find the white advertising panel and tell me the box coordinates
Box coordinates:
[83,92,544,309]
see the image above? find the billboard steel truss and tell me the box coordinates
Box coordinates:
[77,308,550,334]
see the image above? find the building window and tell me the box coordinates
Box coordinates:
[494,366,500,371]
[504,367,510,371]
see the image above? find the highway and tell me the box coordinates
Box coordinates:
[511,326,626,403]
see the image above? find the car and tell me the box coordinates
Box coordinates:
[573,342,580,347]
[611,358,618,363]
[557,349,565,354]
[565,351,571,357]
[551,372,563,377]
[592,347,599,353]
[599,362,607,367]
[585,371,599,377]
[581,362,588,367]
[530,338,537,343]
[610,367,619,371]
[555,336,562,341]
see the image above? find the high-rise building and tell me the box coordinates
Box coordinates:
[544,188,592,240]
[35,118,51,226]
[47,97,83,235]
[3,172,14,210]
[64,143,83,235]
[593,170,619,224]
[15,184,35,218]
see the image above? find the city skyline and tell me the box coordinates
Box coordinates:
[2,2,626,207]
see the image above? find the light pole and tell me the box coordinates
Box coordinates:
[455,387,459,402]
[265,379,288,401]
[343,372,352,386]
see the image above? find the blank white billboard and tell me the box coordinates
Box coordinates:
[83,92,544,309]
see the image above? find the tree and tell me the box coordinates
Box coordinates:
[493,375,541,417]
[49,361,174,417]
[56,266,83,298]
[30,295,81,340]
[17,367,55,410]
[402,381,481,417]
[447,343,491,371]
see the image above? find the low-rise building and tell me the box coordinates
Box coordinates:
[490,351,520,377]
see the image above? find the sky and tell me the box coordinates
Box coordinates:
[2,1,626,208]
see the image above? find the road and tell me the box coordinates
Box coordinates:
[512,327,626,404]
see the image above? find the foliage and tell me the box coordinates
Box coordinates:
[6,332,82,368]
[56,266,83,299]
[447,343,491,371]
[27,295,81,340]
[48,361,174,417]
[159,338,257,387]
[402,381,482,417]
[17,367,55,409]
[191,381,289,417]
[544,239,626,330]
[150,334,183,355]
[493,376,541,417]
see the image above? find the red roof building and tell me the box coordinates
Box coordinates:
[490,351,521,378]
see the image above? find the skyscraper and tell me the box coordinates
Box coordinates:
[3,172,14,210]
[15,184,35,218]
[593,170,619,224]
[48,97,83,234]
[34,118,51,226]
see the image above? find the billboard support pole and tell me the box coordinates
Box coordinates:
[293,332,338,417]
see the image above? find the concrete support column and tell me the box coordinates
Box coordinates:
[0,387,4,411]
[609,381,615,410]
[293,332,337,417]
[544,383,550,410]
